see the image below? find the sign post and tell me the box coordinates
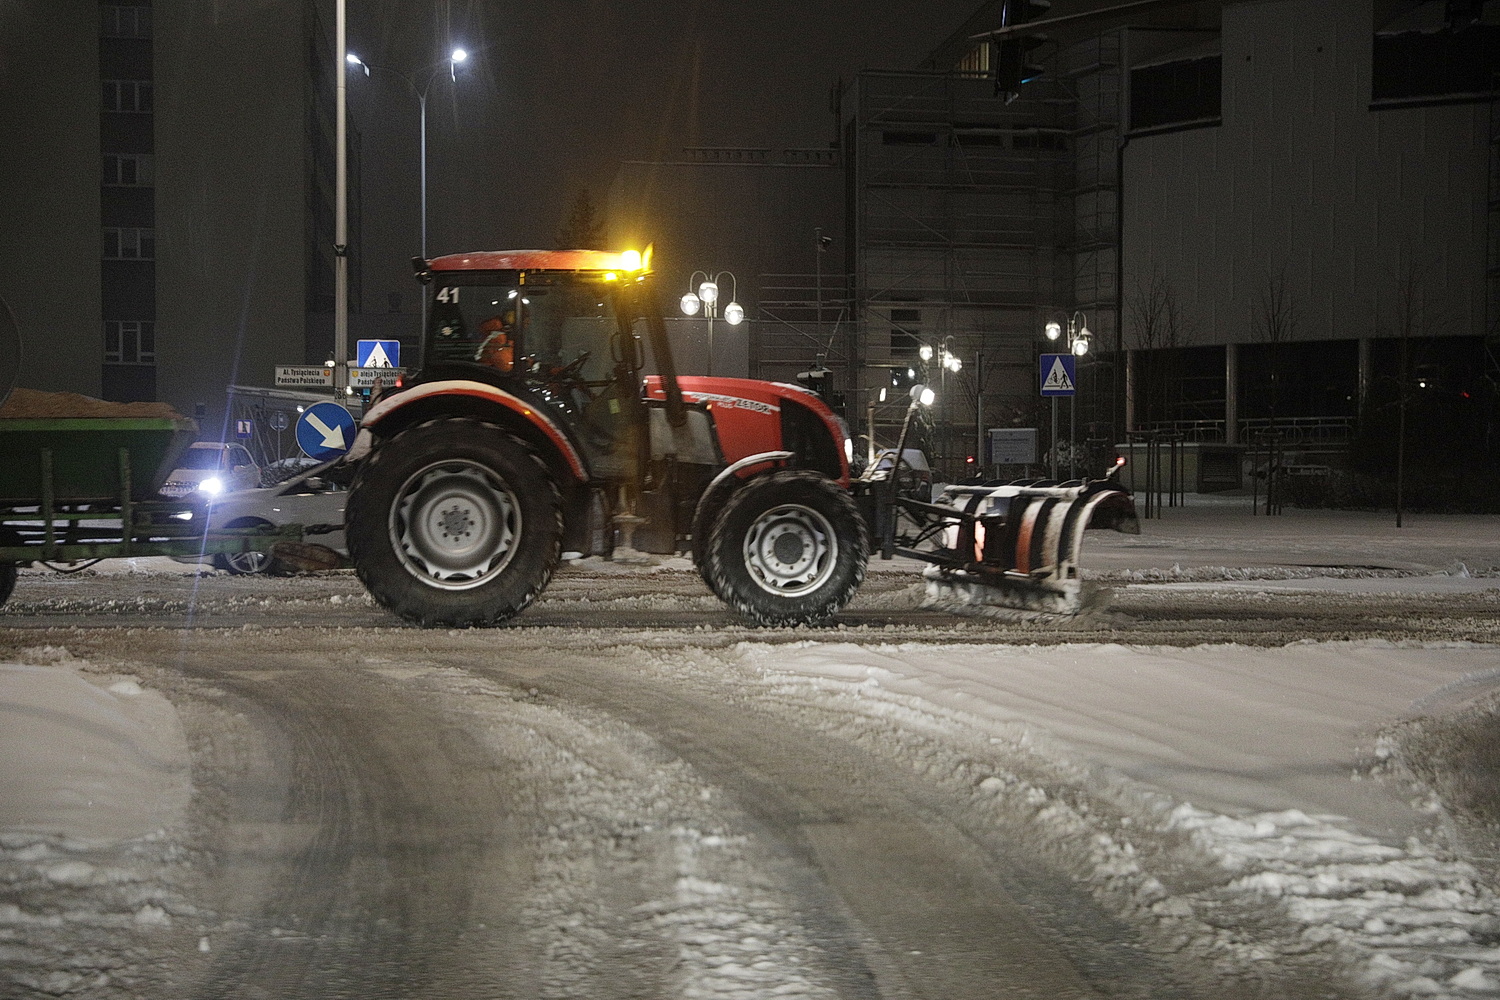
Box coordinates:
[1040,353,1077,480]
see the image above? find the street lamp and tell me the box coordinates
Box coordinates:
[1043,311,1091,479]
[347,45,469,340]
[680,270,741,377]
[918,337,967,477]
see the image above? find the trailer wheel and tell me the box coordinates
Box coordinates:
[346,418,561,626]
[213,517,280,576]
[705,470,867,626]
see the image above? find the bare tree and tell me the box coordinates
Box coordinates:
[1253,267,1298,427]
[1125,265,1191,427]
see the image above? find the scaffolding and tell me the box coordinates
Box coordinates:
[838,46,1124,479]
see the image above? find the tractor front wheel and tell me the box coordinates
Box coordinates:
[346,418,561,626]
[705,470,867,626]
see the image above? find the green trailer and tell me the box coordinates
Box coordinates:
[0,415,300,607]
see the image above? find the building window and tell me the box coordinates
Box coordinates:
[104,320,155,365]
[1372,26,1500,103]
[101,5,153,38]
[102,79,153,113]
[957,43,992,77]
[890,330,921,358]
[1130,56,1222,132]
[102,154,154,187]
[882,131,939,146]
[103,227,155,260]
[1012,131,1068,151]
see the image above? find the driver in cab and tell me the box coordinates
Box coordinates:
[475,312,517,372]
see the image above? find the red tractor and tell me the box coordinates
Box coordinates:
[343,249,1137,627]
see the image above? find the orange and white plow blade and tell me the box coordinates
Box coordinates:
[923,484,1138,616]
[923,564,1093,615]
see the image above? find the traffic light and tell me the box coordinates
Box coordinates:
[994,36,1048,99]
[993,0,1051,102]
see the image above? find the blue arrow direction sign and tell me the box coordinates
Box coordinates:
[296,401,356,461]
[357,339,400,368]
[1040,353,1077,397]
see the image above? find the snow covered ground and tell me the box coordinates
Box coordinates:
[2,494,1498,997]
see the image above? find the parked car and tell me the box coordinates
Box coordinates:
[159,441,261,498]
[178,461,349,574]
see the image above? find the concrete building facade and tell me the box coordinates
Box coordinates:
[0,0,360,440]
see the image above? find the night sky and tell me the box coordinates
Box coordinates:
[345,0,987,312]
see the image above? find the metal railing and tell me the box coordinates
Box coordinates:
[1133,416,1357,446]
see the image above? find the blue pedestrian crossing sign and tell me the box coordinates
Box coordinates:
[357,339,400,368]
[1040,353,1077,397]
[296,401,357,461]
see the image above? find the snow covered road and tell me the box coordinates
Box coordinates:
[1,500,1498,998]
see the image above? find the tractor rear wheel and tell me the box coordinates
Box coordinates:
[705,469,867,626]
[346,418,561,626]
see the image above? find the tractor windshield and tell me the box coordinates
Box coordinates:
[425,273,633,388]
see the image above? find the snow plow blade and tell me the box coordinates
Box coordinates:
[923,481,1139,616]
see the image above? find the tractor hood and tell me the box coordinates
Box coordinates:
[644,376,851,485]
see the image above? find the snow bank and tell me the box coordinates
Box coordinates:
[728,639,1500,998]
[0,649,190,844]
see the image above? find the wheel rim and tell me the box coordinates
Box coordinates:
[224,550,271,574]
[389,460,521,591]
[742,503,837,597]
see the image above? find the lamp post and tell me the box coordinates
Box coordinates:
[347,46,469,337]
[679,270,742,377]
[1043,311,1091,479]
[918,337,963,478]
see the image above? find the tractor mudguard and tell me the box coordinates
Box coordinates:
[359,379,588,482]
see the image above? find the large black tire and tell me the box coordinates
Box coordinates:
[704,470,868,626]
[0,528,19,608]
[213,517,281,576]
[346,418,562,626]
[690,475,742,589]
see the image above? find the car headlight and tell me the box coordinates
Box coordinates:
[200,477,224,495]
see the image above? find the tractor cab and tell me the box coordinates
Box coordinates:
[411,249,678,481]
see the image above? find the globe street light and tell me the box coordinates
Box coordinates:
[1042,310,1091,479]
[680,270,741,377]
[919,336,967,477]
